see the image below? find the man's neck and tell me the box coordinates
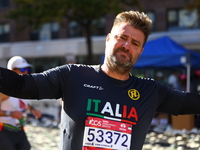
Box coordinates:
[101,64,130,81]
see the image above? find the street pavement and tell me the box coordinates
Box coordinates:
[25,124,200,150]
[26,125,60,150]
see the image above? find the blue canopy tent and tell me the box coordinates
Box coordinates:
[134,36,200,91]
[134,36,200,68]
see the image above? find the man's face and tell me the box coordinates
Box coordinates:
[105,23,145,73]
[12,67,31,75]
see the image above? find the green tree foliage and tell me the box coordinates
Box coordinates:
[185,0,200,12]
[7,0,141,64]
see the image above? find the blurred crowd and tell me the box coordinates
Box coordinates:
[155,69,200,93]
[147,69,200,132]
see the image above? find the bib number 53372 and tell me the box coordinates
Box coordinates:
[82,117,132,150]
[88,128,128,146]
[83,127,131,149]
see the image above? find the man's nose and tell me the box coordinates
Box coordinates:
[122,40,131,51]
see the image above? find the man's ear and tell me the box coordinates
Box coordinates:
[106,33,111,42]
[140,48,144,55]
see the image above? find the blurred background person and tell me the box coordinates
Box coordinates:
[191,70,200,93]
[179,74,187,91]
[167,70,180,89]
[28,98,61,128]
[155,71,164,83]
[0,56,41,150]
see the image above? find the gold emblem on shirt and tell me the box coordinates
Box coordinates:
[128,89,140,100]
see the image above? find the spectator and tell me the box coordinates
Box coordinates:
[155,71,164,82]
[0,56,41,150]
[167,71,180,89]
[179,74,187,91]
[191,70,200,93]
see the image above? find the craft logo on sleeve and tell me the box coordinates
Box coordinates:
[82,117,132,150]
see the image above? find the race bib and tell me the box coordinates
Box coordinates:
[82,117,132,150]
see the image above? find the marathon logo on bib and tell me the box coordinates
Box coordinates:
[82,117,132,150]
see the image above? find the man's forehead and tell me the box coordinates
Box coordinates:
[111,23,145,44]
[111,23,129,33]
[111,23,142,36]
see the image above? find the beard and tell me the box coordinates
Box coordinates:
[107,47,139,75]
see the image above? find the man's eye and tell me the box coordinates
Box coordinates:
[132,42,138,46]
[119,36,126,40]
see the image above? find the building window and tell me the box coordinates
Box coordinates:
[0,23,10,43]
[31,22,59,41]
[146,11,156,31]
[68,21,83,37]
[167,9,199,31]
[92,18,106,35]
[0,0,9,8]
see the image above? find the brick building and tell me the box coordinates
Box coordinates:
[0,0,200,71]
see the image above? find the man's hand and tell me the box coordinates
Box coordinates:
[10,111,24,119]
[31,109,41,119]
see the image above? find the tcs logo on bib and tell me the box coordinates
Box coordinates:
[128,89,140,100]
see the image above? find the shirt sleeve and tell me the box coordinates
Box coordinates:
[0,67,39,99]
[157,82,200,115]
[156,82,187,115]
[32,65,68,99]
[178,92,200,115]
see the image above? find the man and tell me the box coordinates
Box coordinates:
[0,10,200,150]
[0,56,41,150]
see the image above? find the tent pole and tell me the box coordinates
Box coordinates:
[186,63,190,92]
[186,53,191,92]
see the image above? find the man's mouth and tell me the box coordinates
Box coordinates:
[116,50,130,59]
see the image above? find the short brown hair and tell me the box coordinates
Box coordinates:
[113,10,152,45]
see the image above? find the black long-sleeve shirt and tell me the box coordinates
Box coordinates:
[0,64,200,150]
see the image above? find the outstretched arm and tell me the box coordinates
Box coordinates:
[0,67,39,99]
[179,92,200,115]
